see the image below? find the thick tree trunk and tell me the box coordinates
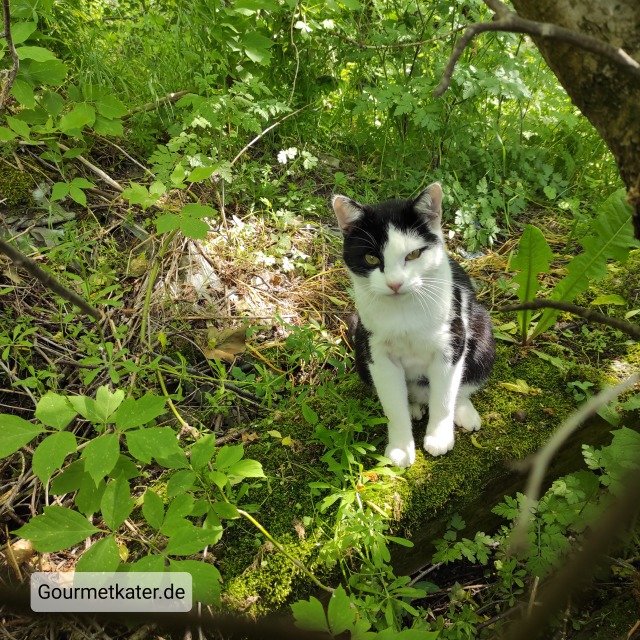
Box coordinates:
[510,0,640,237]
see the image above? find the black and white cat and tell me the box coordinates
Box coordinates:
[333,183,495,468]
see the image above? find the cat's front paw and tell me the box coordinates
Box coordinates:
[410,403,425,420]
[385,441,416,468]
[423,423,455,456]
[454,400,481,432]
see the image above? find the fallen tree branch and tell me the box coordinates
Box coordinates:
[0,0,20,115]
[56,142,124,193]
[434,0,640,97]
[497,299,640,340]
[0,238,103,321]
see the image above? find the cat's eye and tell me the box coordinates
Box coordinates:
[365,254,380,266]
[405,249,422,261]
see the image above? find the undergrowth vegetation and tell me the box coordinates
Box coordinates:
[1,0,639,638]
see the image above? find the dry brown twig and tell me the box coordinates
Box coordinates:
[434,0,640,97]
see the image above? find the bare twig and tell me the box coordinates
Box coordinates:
[509,373,639,554]
[57,143,124,192]
[0,238,104,321]
[0,0,19,114]
[434,0,640,97]
[345,26,467,50]
[498,299,640,340]
[124,89,191,119]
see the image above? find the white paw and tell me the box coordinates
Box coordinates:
[423,424,455,457]
[455,400,481,432]
[385,441,416,468]
[410,403,425,420]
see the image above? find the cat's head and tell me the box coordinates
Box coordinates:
[332,183,446,298]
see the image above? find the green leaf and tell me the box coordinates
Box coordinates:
[0,127,17,141]
[81,433,121,485]
[155,213,181,234]
[41,91,65,117]
[96,386,125,419]
[0,415,44,458]
[180,216,210,240]
[591,294,626,306]
[301,403,319,425]
[50,182,69,202]
[511,224,553,341]
[76,476,106,516]
[226,459,265,480]
[241,32,274,65]
[101,475,134,530]
[68,185,87,207]
[35,392,77,430]
[6,116,31,139]
[14,506,99,552]
[181,203,217,218]
[210,502,239,519]
[76,536,120,573]
[50,460,86,494]
[95,95,128,119]
[167,470,197,497]
[142,489,165,530]
[71,177,95,189]
[33,432,77,484]
[113,394,166,430]
[11,22,37,44]
[17,46,57,62]
[216,444,244,470]
[10,79,35,108]
[59,102,96,134]
[165,522,223,555]
[125,427,188,468]
[190,434,217,471]
[93,115,124,137]
[209,470,228,490]
[533,190,639,338]
[187,166,217,182]
[292,596,330,633]
[170,559,221,606]
[327,585,355,635]
[24,59,68,86]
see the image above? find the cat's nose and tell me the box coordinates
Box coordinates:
[387,282,403,293]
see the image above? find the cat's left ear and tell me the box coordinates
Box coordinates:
[413,182,443,227]
[332,195,365,235]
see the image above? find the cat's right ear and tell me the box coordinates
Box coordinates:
[332,195,365,235]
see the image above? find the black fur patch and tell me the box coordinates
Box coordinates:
[354,320,374,386]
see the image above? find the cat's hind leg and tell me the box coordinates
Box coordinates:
[408,379,430,420]
[454,384,481,432]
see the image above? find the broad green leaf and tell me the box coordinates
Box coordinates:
[76,535,120,573]
[10,79,35,108]
[59,102,96,134]
[75,476,106,516]
[14,506,99,552]
[124,555,166,573]
[181,203,217,218]
[209,470,228,490]
[155,213,181,234]
[241,32,274,65]
[533,190,639,338]
[226,459,265,480]
[590,294,626,306]
[113,393,166,430]
[50,459,86,494]
[210,501,239,519]
[41,91,65,117]
[17,46,56,61]
[167,470,197,497]
[170,559,221,605]
[292,596,330,633]
[301,403,319,425]
[32,431,77,484]
[24,59,68,86]
[142,489,165,530]
[215,444,244,470]
[125,427,188,468]
[188,166,216,182]
[511,224,553,341]
[68,185,87,207]
[93,115,124,137]
[180,216,209,240]
[95,95,128,119]
[6,116,31,139]
[165,522,223,555]
[35,391,77,429]
[0,415,43,458]
[96,386,125,419]
[101,475,134,530]
[327,585,355,635]
[71,177,95,189]
[50,182,69,202]
[190,433,217,471]
[0,127,17,141]
[11,22,37,44]
[81,433,121,485]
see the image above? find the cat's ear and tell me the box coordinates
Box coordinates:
[332,195,365,235]
[413,182,443,227]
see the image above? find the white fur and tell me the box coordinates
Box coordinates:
[351,224,481,467]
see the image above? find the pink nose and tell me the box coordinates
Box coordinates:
[387,282,402,293]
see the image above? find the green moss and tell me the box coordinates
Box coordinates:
[0,163,33,206]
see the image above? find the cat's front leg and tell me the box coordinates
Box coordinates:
[368,353,415,468]
[423,360,463,456]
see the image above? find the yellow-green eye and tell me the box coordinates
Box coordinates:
[406,249,422,261]
[365,254,380,266]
